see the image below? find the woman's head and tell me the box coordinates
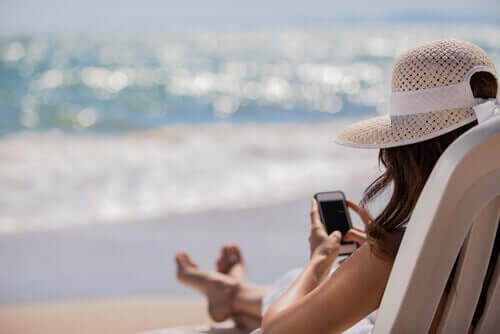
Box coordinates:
[333,38,498,329]
[362,70,498,259]
[336,40,497,149]
[334,39,498,258]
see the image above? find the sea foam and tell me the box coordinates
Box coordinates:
[0,123,379,234]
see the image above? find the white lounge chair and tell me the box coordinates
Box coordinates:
[147,115,500,334]
[373,111,500,333]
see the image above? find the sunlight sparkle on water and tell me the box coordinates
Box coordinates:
[76,108,98,128]
[1,26,499,131]
[3,42,25,62]
[36,69,64,90]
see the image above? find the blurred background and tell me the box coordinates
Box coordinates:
[0,0,499,333]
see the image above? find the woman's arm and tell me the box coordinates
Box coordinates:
[262,243,393,334]
[262,199,393,334]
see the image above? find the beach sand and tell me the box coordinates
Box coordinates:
[0,296,244,334]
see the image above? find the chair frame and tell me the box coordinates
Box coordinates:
[373,116,500,333]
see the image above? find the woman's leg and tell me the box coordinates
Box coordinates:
[216,245,271,318]
[232,282,271,318]
[176,252,238,322]
[175,245,271,328]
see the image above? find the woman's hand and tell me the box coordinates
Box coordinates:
[343,200,374,246]
[309,199,342,262]
[263,199,385,334]
[309,198,375,268]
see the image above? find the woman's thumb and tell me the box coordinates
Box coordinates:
[330,230,342,240]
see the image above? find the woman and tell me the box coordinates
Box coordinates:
[176,39,499,333]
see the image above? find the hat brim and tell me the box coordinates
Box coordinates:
[335,108,477,149]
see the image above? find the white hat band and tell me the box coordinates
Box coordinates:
[390,81,474,116]
[390,66,499,124]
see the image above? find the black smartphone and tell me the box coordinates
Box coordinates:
[314,191,357,256]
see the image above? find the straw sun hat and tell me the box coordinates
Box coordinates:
[336,39,499,148]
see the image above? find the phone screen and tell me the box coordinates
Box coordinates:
[319,200,351,237]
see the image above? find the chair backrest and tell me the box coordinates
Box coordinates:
[474,248,500,334]
[373,115,500,334]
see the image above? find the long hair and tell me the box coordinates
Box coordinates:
[361,71,498,259]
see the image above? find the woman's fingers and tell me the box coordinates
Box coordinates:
[352,226,365,233]
[309,198,329,258]
[346,200,374,226]
[310,199,324,230]
[330,230,342,241]
[343,229,367,245]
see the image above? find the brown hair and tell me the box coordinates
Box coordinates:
[361,71,498,260]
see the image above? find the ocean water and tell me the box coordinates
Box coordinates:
[0,25,499,234]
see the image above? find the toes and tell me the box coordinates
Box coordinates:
[216,258,226,273]
[233,244,243,257]
[217,244,234,273]
[222,244,232,259]
[227,244,243,264]
[215,244,244,274]
[184,253,197,267]
[175,251,198,270]
[175,251,186,266]
[175,252,186,278]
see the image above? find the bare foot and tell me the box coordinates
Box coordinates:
[175,251,238,322]
[216,244,247,281]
